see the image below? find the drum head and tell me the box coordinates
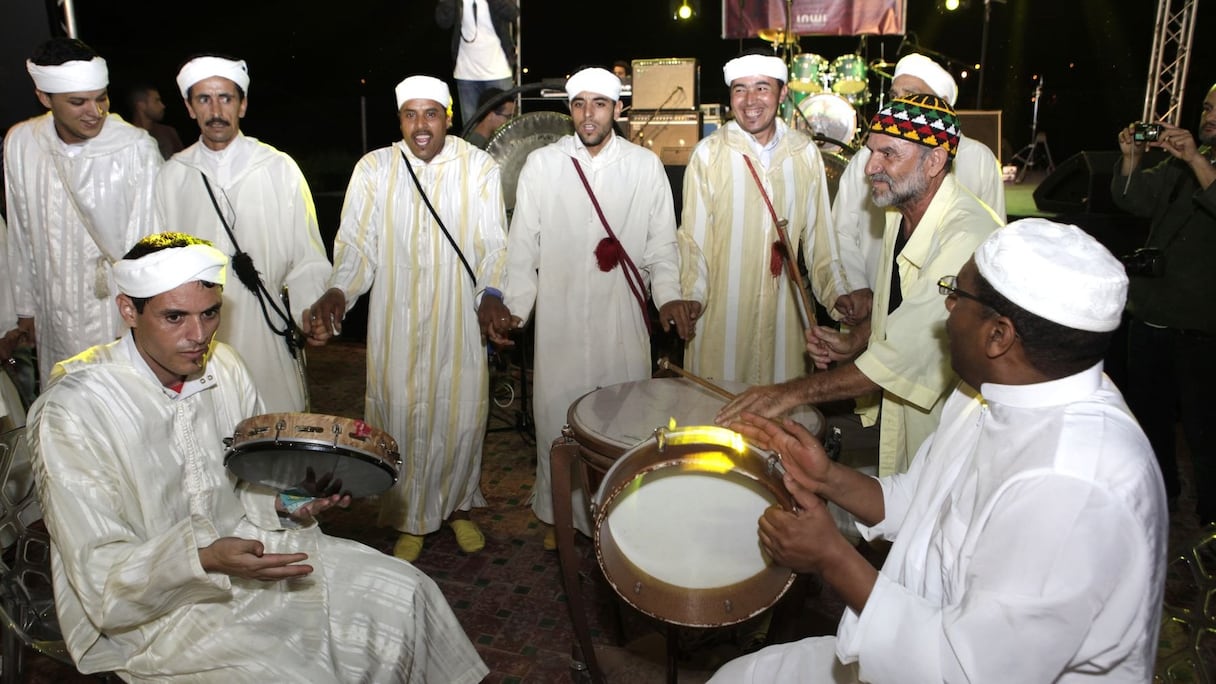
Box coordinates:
[798,93,857,153]
[225,445,397,499]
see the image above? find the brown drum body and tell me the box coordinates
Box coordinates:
[591,424,795,627]
[224,413,401,498]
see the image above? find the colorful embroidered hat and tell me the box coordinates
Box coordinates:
[868,94,960,158]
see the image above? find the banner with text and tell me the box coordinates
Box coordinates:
[723,0,906,39]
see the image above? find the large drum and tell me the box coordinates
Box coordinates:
[788,53,830,94]
[591,424,796,627]
[830,54,869,105]
[796,92,858,153]
[224,413,401,499]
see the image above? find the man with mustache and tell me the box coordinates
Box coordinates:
[305,75,508,563]
[1113,83,1216,525]
[679,51,833,386]
[490,67,699,548]
[719,95,1001,477]
[153,55,331,413]
[27,232,487,682]
[3,37,162,390]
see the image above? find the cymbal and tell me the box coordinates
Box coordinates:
[869,59,896,69]
[872,67,894,79]
[757,28,791,44]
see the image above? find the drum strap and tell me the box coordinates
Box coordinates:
[400,150,477,286]
[742,156,788,279]
[570,157,653,334]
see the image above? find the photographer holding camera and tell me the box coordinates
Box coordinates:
[1112,83,1216,524]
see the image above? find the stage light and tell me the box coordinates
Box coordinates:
[670,0,699,20]
[941,0,969,10]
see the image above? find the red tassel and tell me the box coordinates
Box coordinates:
[595,237,621,272]
[770,240,786,278]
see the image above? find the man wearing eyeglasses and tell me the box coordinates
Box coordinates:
[719,94,1001,476]
[709,218,1165,683]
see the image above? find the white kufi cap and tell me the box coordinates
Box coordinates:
[113,243,228,299]
[974,218,1128,333]
[893,54,958,107]
[723,54,788,86]
[565,67,621,102]
[395,75,451,111]
[27,57,108,94]
[176,56,250,99]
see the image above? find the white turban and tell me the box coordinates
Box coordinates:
[565,67,621,102]
[176,56,250,99]
[395,76,451,111]
[113,243,228,299]
[26,57,108,94]
[893,54,958,107]
[974,218,1128,333]
[722,54,788,86]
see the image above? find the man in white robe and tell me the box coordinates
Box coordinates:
[3,37,161,387]
[713,219,1167,683]
[305,76,508,562]
[0,215,27,432]
[155,55,331,412]
[812,53,1006,324]
[493,67,699,545]
[679,52,833,385]
[28,233,487,682]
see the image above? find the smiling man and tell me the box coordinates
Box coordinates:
[494,66,699,547]
[679,51,833,386]
[305,75,508,562]
[3,37,162,390]
[153,54,331,413]
[719,95,1001,476]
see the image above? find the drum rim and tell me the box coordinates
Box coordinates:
[230,412,399,465]
[224,443,400,496]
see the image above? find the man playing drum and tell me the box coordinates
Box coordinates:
[304,75,509,562]
[711,219,1166,683]
[721,96,1001,476]
[679,50,833,385]
[27,233,487,682]
[812,53,1006,326]
[488,66,699,548]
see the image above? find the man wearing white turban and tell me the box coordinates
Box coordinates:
[3,37,162,389]
[711,219,1165,683]
[28,232,487,682]
[679,51,834,386]
[494,67,701,546]
[811,53,1006,326]
[305,75,509,562]
[154,54,332,412]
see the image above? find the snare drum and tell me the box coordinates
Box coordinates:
[224,413,401,498]
[830,54,869,104]
[592,424,795,627]
[797,92,858,154]
[788,53,830,94]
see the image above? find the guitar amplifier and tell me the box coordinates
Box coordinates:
[631,58,698,111]
[629,112,702,166]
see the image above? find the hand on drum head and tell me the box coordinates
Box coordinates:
[728,411,831,497]
[657,299,703,340]
[302,288,346,347]
[805,323,868,370]
[715,380,801,426]
[833,288,873,328]
[198,537,314,580]
[477,294,517,347]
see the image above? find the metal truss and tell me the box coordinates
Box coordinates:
[1142,0,1198,126]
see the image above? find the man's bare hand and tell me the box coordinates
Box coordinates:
[658,300,703,341]
[716,381,801,425]
[805,324,868,370]
[833,288,873,327]
[198,537,313,580]
[302,289,346,347]
[477,294,516,347]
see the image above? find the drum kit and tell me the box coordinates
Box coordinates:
[782,48,896,156]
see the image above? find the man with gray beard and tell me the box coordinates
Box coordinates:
[719,95,1002,476]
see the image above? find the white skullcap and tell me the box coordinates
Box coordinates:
[395,75,451,111]
[974,218,1128,333]
[565,67,621,102]
[113,243,228,299]
[723,54,788,86]
[26,57,108,94]
[893,54,958,107]
[175,56,250,99]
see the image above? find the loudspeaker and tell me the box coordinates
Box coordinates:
[631,58,698,111]
[629,112,701,166]
[1033,151,1121,214]
[956,109,1002,162]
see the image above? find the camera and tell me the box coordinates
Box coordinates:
[1133,122,1165,144]
[1120,247,1165,277]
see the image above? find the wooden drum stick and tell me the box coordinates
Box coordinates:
[774,218,816,332]
[657,358,736,401]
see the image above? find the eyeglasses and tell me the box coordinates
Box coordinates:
[938,275,1003,313]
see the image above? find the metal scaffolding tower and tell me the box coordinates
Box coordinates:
[1142,0,1198,126]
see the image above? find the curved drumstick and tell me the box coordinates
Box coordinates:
[657,357,736,401]
[773,218,816,332]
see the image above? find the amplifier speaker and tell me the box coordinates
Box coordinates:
[631,58,698,111]
[629,112,701,166]
[1033,150,1122,214]
[956,109,1002,162]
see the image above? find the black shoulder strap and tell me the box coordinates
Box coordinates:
[400,149,477,286]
